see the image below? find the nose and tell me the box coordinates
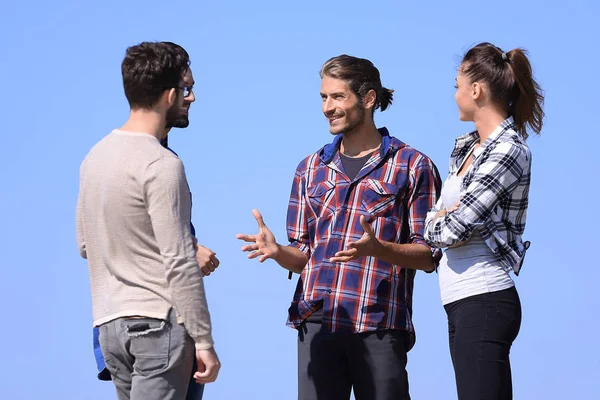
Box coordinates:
[322,97,334,115]
[187,89,195,103]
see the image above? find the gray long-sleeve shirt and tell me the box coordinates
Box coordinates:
[76,129,213,350]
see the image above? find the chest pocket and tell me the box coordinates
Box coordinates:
[361,179,400,218]
[307,181,336,218]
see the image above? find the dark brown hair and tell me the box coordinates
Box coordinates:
[320,54,394,114]
[121,41,190,109]
[461,42,545,139]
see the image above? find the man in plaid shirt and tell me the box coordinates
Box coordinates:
[237,55,441,400]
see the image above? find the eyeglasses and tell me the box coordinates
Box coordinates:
[180,86,193,98]
[166,86,194,98]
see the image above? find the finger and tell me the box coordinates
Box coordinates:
[236,234,257,243]
[194,372,216,384]
[329,256,352,263]
[333,249,357,258]
[347,234,370,247]
[252,209,266,229]
[248,251,263,260]
[346,241,360,249]
[195,366,217,382]
[210,255,220,269]
[346,239,365,250]
[194,371,212,384]
[201,267,211,276]
[359,215,374,236]
[206,262,216,272]
[241,244,259,252]
[259,253,274,263]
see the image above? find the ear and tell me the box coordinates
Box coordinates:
[159,87,177,109]
[472,82,482,101]
[166,87,178,107]
[363,89,377,110]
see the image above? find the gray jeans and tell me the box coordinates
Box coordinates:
[99,308,195,400]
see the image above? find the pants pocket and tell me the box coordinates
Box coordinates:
[99,323,122,379]
[124,318,171,376]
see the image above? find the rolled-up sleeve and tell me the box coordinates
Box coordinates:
[286,163,311,258]
[407,155,443,267]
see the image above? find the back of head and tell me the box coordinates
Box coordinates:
[320,54,394,114]
[121,41,190,110]
[461,42,545,139]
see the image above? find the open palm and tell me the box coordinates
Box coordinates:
[236,209,279,262]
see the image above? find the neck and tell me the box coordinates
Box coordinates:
[473,107,509,143]
[340,121,381,157]
[120,109,168,140]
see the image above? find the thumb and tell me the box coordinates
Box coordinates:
[359,215,374,236]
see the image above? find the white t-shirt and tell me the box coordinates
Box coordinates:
[437,172,514,305]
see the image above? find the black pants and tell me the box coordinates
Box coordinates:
[297,321,411,400]
[444,286,522,400]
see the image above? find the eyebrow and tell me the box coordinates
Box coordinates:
[320,92,345,97]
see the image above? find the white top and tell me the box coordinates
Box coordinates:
[76,129,213,350]
[438,167,514,305]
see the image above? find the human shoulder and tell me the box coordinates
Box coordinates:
[388,135,437,171]
[293,145,327,175]
[490,129,531,163]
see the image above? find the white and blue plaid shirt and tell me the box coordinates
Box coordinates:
[424,117,531,275]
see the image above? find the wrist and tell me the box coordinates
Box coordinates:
[372,238,386,258]
[273,243,283,260]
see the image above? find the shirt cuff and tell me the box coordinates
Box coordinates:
[287,240,310,257]
[410,236,442,272]
[193,334,214,350]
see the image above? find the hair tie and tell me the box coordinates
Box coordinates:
[502,52,509,62]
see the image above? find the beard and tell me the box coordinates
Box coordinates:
[165,102,190,129]
[329,108,365,136]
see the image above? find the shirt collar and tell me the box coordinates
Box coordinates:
[451,116,515,159]
[320,127,401,164]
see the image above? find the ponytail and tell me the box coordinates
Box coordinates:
[378,87,394,111]
[505,49,545,139]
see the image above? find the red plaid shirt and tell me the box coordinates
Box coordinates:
[286,128,442,347]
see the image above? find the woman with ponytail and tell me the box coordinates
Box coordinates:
[424,42,545,400]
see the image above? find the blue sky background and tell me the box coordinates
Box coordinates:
[0,0,598,399]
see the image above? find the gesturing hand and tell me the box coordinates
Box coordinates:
[329,215,382,263]
[236,209,280,262]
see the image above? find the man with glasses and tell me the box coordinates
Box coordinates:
[77,41,220,399]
